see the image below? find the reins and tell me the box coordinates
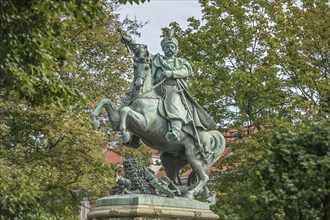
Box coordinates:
[135,71,166,96]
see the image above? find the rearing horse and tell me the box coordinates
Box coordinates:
[91,44,225,199]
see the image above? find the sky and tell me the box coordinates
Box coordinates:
[117,0,203,54]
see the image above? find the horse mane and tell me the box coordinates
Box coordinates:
[132,45,156,97]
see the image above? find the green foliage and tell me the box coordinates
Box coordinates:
[212,121,330,220]
[0,0,146,218]
[259,121,330,220]
[211,130,269,219]
[168,0,284,128]
[118,0,150,5]
[267,0,330,118]
[0,0,104,106]
[0,96,117,218]
[169,0,330,128]
[0,160,56,220]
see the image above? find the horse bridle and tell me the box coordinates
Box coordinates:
[133,58,166,95]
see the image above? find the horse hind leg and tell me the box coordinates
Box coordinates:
[183,131,225,200]
[183,142,209,199]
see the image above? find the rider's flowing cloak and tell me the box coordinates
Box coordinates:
[152,54,216,131]
[180,81,216,130]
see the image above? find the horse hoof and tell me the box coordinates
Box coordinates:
[92,120,100,129]
[122,132,131,144]
[200,186,210,201]
[183,191,195,199]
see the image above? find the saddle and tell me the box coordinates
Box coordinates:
[157,100,195,138]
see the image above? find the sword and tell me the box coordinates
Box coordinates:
[176,79,207,164]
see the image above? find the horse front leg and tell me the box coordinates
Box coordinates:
[120,106,148,144]
[91,99,120,130]
[184,143,209,199]
[119,106,132,144]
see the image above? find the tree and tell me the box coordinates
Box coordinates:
[0,1,150,218]
[166,0,330,219]
[212,121,330,220]
[0,0,104,106]
[168,0,286,129]
[169,0,330,129]
[0,160,57,220]
[259,121,330,220]
[118,0,150,4]
[211,133,268,219]
[266,0,330,119]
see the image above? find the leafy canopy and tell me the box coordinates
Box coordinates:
[0,0,150,219]
[0,0,103,106]
[168,0,330,129]
[213,121,330,220]
[166,0,330,219]
[118,0,150,4]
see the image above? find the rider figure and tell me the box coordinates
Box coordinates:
[152,31,216,150]
[152,33,192,142]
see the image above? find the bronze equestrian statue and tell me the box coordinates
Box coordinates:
[91,30,225,199]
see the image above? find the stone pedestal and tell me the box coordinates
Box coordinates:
[88,195,219,220]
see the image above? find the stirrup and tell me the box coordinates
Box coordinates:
[166,130,180,142]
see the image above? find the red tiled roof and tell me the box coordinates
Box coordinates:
[155,170,166,179]
[105,146,231,177]
[105,150,123,164]
[105,147,159,165]
[180,166,223,177]
[223,147,231,156]
[149,148,160,157]
[181,168,192,177]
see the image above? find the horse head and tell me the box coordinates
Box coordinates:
[133,61,151,91]
[132,44,152,91]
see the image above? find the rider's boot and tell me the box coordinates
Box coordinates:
[166,119,182,142]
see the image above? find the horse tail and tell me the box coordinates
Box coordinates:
[205,130,226,170]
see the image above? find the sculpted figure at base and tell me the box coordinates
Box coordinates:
[91,29,226,199]
[110,156,210,200]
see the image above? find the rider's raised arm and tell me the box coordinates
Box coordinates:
[121,36,140,54]
[117,28,141,54]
